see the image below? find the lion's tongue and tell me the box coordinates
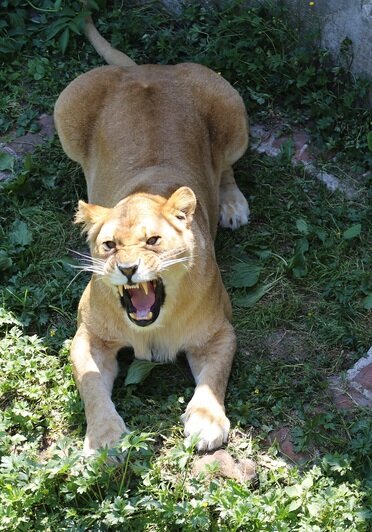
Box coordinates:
[128,283,155,312]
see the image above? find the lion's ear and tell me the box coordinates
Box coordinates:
[164,187,196,225]
[75,200,111,234]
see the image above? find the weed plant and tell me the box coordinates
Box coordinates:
[0,1,371,529]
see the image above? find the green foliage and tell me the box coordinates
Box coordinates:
[230,261,262,288]
[0,315,78,457]
[0,152,15,171]
[367,131,372,151]
[342,223,362,240]
[0,1,98,56]
[0,0,29,55]
[224,158,371,325]
[0,148,85,330]
[0,1,371,529]
[124,359,160,386]
[288,238,308,278]
[235,280,279,308]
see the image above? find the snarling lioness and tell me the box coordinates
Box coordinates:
[54,15,250,455]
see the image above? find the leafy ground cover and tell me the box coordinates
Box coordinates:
[0,1,371,530]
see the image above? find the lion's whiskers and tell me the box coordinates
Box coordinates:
[161,256,191,269]
[68,249,106,276]
[70,264,105,275]
[65,270,86,291]
[69,249,106,264]
[68,246,194,277]
[159,247,188,260]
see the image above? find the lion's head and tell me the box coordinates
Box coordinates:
[75,186,196,327]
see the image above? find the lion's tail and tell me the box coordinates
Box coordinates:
[85,15,136,67]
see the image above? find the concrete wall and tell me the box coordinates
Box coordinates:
[285,0,372,80]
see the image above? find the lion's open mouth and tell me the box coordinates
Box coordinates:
[118,279,165,327]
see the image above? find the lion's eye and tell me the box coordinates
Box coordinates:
[103,240,116,251]
[146,236,161,246]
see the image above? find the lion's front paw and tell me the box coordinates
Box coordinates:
[219,186,250,230]
[181,406,230,452]
[83,413,129,457]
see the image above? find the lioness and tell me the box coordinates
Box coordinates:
[54,15,249,455]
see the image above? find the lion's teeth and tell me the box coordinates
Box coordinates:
[141,282,149,295]
[129,311,153,321]
[118,285,124,297]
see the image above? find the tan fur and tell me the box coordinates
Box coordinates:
[54,17,249,454]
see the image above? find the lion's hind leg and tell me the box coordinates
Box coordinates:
[219,167,250,230]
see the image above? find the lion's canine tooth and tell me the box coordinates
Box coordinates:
[129,312,137,320]
[118,285,124,297]
[141,282,149,295]
[148,311,153,319]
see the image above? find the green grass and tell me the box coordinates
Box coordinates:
[0,1,371,530]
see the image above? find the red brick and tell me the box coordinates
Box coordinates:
[272,135,289,149]
[268,427,309,463]
[352,363,372,392]
[293,130,310,149]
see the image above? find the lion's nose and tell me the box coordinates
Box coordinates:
[117,263,139,283]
